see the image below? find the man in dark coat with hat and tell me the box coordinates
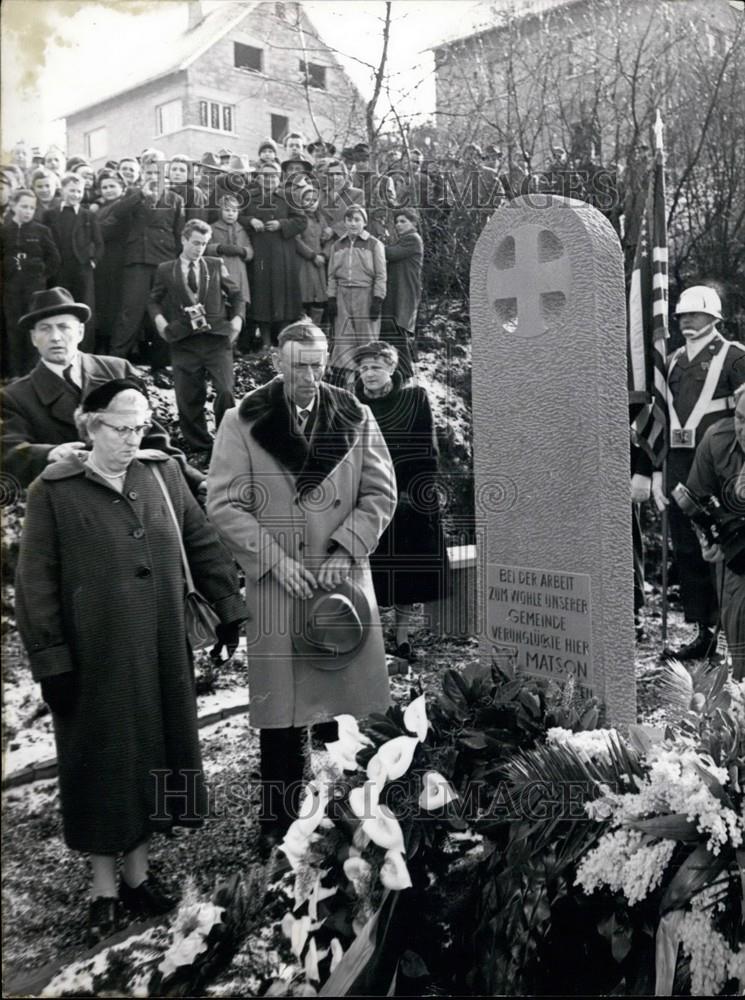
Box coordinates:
[1,287,204,495]
[207,320,396,850]
[108,161,185,380]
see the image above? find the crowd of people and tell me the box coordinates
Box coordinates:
[1,133,629,390]
[2,131,744,948]
[0,134,432,391]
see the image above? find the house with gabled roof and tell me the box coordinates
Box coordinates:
[63,0,365,167]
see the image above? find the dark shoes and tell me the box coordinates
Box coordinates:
[86,896,125,947]
[119,873,177,918]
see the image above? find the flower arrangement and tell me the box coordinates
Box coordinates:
[263,696,464,996]
[36,870,265,997]
[464,665,745,997]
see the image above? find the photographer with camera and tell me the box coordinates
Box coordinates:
[680,387,745,679]
[149,219,244,455]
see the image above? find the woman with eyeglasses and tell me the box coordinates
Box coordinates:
[15,377,245,945]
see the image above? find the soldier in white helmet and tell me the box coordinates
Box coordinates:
[648,285,745,661]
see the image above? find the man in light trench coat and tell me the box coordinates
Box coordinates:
[207,320,396,850]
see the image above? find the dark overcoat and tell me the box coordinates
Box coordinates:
[15,452,244,854]
[110,187,185,267]
[207,378,396,729]
[0,352,203,491]
[43,205,103,270]
[382,230,423,334]
[95,197,127,335]
[356,372,449,606]
[242,191,306,323]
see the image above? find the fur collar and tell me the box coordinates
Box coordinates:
[238,377,365,495]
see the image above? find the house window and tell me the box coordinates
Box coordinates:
[85,126,107,160]
[299,60,326,90]
[234,42,263,72]
[156,99,182,136]
[271,114,289,143]
[198,99,235,133]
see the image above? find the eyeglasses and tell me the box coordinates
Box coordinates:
[98,420,152,439]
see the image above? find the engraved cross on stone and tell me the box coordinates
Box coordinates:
[485,224,571,338]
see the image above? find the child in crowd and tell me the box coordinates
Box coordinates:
[257,139,279,166]
[43,172,103,351]
[295,183,327,326]
[207,194,254,351]
[67,158,97,208]
[1,188,60,376]
[168,154,208,221]
[43,145,66,178]
[283,132,306,160]
[30,167,61,221]
[327,205,386,384]
[0,167,17,219]
[118,157,141,188]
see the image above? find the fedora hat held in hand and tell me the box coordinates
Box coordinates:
[292,577,371,670]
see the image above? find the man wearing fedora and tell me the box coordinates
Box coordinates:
[1,286,204,495]
[207,320,396,851]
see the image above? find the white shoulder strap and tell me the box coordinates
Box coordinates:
[668,341,733,432]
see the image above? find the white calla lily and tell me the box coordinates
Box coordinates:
[348,781,380,820]
[290,914,311,958]
[366,753,388,784]
[279,821,312,871]
[308,875,337,921]
[403,695,429,742]
[325,738,361,773]
[335,714,373,746]
[379,849,413,891]
[295,781,329,837]
[343,855,372,895]
[304,936,321,981]
[330,937,344,972]
[362,803,405,852]
[376,735,419,781]
[343,856,372,879]
[418,771,458,811]
[352,824,371,851]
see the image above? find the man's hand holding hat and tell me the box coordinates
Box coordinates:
[273,553,317,598]
[318,552,353,591]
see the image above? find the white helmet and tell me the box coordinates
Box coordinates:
[675,285,722,320]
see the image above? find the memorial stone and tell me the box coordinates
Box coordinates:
[469,194,636,727]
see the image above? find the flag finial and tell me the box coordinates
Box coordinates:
[653,110,664,152]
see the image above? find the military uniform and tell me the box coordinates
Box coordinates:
[666,333,745,624]
[687,419,745,679]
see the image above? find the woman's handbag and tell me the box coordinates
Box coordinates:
[151,465,220,651]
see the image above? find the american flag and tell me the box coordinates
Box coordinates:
[627,113,669,467]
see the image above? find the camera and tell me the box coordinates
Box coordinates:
[672,483,745,574]
[183,303,212,333]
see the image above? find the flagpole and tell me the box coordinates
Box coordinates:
[661,471,669,645]
[654,109,670,648]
